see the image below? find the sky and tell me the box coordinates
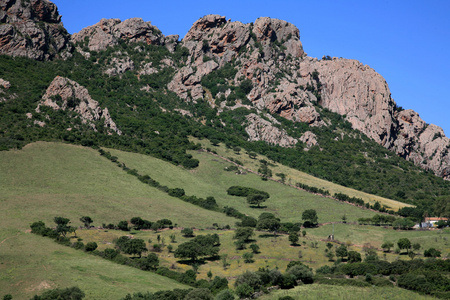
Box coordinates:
[52,0,450,135]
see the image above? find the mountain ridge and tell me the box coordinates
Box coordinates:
[1,0,450,204]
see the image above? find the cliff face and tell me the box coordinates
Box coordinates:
[166,14,450,179]
[1,2,449,179]
[0,0,71,60]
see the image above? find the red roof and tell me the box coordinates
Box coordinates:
[424,217,448,222]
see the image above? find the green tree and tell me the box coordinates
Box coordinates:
[424,248,441,257]
[122,239,148,258]
[138,252,159,270]
[256,217,280,235]
[79,216,93,229]
[85,242,98,252]
[246,192,269,208]
[392,218,415,230]
[117,220,129,231]
[249,243,260,254]
[397,238,412,254]
[175,241,203,262]
[336,244,348,260]
[54,217,76,237]
[286,264,314,284]
[381,241,394,252]
[302,209,318,227]
[243,252,254,263]
[348,251,362,263]
[181,227,194,237]
[233,227,254,243]
[288,231,299,245]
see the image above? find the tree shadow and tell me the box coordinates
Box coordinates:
[258,233,278,238]
[249,205,268,209]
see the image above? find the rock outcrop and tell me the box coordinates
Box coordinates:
[71,18,166,52]
[0,78,13,102]
[168,14,450,178]
[245,113,298,147]
[37,76,121,135]
[0,0,71,60]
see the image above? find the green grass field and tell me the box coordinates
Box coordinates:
[259,284,437,300]
[107,147,378,224]
[0,142,445,299]
[0,142,237,299]
[190,138,413,211]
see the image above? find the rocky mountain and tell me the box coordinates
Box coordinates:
[0,0,71,60]
[0,1,449,181]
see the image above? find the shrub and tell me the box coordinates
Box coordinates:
[181,228,195,237]
[85,242,98,252]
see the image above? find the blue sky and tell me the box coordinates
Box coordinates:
[52,0,450,135]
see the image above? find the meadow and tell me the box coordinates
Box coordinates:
[0,142,446,299]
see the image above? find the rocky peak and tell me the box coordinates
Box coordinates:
[37,76,121,135]
[72,17,168,52]
[0,0,71,60]
[253,17,304,58]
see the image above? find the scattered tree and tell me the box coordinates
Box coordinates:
[288,231,299,245]
[302,209,318,227]
[80,216,93,229]
[336,244,348,260]
[181,228,195,237]
[381,241,394,252]
[397,238,412,254]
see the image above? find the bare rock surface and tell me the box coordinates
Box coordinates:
[72,17,165,52]
[38,76,121,135]
[299,131,318,150]
[245,113,298,147]
[0,0,71,60]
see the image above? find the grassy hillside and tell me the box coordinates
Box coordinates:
[0,233,187,299]
[1,142,448,299]
[191,137,413,211]
[259,284,437,300]
[108,146,380,224]
[0,142,237,299]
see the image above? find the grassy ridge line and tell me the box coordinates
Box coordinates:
[190,137,413,211]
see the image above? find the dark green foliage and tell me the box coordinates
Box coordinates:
[181,228,194,237]
[236,216,257,228]
[397,238,412,253]
[226,186,269,198]
[235,283,254,298]
[54,217,76,237]
[286,264,314,284]
[336,244,348,260]
[233,227,254,243]
[30,286,85,300]
[302,209,318,227]
[348,251,362,263]
[424,248,441,258]
[79,216,93,228]
[256,213,281,233]
[84,242,98,252]
[214,289,234,300]
[288,231,299,245]
[117,220,129,231]
[175,234,220,262]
